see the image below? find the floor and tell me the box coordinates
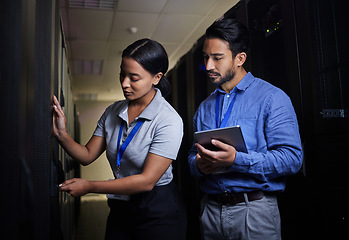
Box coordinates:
[74,194,110,240]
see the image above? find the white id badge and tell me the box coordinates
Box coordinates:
[107,193,130,201]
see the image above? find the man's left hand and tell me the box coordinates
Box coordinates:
[195,139,237,175]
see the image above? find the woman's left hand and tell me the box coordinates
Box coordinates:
[51,95,67,140]
[59,178,91,197]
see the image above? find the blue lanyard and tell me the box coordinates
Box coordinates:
[116,119,145,177]
[215,92,237,128]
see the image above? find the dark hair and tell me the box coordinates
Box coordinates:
[122,38,171,97]
[205,18,250,57]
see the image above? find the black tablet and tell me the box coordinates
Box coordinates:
[194,125,247,152]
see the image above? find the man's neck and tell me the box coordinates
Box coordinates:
[221,68,247,93]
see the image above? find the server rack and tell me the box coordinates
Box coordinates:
[0,0,78,239]
[168,0,349,239]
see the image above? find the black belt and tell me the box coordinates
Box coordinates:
[207,191,265,205]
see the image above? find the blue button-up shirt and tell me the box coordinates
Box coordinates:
[188,72,303,194]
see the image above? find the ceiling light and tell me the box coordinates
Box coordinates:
[128,27,138,34]
[74,60,103,75]
[69,0,116,10]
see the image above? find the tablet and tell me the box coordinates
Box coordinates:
[194,125,247,152]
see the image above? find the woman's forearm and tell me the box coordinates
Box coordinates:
[89,175,155,195]
[56,132,105,166]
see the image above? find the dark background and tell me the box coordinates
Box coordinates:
[1,0,348,239]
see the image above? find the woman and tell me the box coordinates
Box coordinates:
[52,38,187,240]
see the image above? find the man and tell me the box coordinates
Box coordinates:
[188,18,303,240]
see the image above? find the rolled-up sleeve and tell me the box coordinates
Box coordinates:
[231,90,303,181]
[149,113,183,160]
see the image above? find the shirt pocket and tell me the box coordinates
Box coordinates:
[235,118,262,152]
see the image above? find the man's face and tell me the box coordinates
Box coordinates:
[203,38,236,87]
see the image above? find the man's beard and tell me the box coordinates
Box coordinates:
[207,68,235,87]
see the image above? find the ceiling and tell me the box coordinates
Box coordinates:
[60,0,239,101]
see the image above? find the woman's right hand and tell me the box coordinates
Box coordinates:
[52,95,67,140]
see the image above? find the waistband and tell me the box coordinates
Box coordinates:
[108,181,176,206]
[207,191,273,205]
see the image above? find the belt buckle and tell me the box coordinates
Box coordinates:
[220,192,236,205]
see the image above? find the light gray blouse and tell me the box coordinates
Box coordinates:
[93,89,183,186]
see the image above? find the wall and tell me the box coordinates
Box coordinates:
[74,100,114,181]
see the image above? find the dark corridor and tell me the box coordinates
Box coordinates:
[1,0,348,239]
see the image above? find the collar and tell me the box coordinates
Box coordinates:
[212,72,255,95]
[138,88,163,120]
[118,88,163,123]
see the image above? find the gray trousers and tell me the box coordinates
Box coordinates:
[200,193,281,240]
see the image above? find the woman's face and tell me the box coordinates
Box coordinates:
[119,57,162,102]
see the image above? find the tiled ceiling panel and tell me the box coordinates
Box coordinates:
[60,0,239,101]
[116,0,168,13]
[68,9,113,40]
[151,14,202,42]
[110,12,159,41]
[164,0,216,15]
[70,40,108,59]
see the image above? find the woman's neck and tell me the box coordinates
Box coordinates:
[128,88,156,123]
